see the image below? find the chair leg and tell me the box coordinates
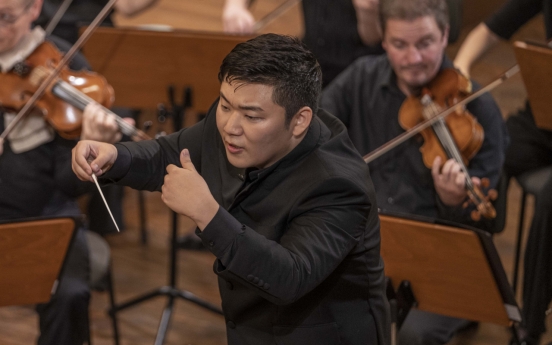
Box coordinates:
[107,264,121,345]
[513,192,527,294]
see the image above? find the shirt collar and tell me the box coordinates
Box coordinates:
[0,27,45,73]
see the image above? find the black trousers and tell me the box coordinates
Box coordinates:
[398,309,470,345]
[504,104,552,341]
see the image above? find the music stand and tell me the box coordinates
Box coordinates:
[513,40,552,131]
[379,212,521,343]
[81,27,253,345]
[0,217,77,307]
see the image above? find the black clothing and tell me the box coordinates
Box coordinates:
[35,0,113,45]
[504,103,552,176]
[103,101,390,345]
[321,54,508,228]
[301,0,383,86]
[484,1,552,340]
[485,0,552,41]
[0,36,91,345]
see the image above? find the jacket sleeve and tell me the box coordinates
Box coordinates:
[196,176,372,305]
[101,115,207,191]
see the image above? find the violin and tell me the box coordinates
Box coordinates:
[399,69,484,169]
[362,65,520,220]
[399,68,496,221]
[0,40,150,142]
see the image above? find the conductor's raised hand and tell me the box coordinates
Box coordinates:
[162,149,220,230]
[72,140,118,182]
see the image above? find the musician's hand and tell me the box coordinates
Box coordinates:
[432,157,475,206]
[162,149,219,230]
[352,0,381,46]
[72,140,118,182]
[352,0,379,11]
[222,2,255,34]
[81,103,135,143]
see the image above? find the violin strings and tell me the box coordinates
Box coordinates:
[425,101,480,199]
[55,81,139,137]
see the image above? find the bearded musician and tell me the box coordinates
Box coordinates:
[321,0,509,344]
[0,0,133,343]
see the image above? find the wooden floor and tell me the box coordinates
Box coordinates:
[1,1,551,344]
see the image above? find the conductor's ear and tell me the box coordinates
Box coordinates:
[290,106,312,137]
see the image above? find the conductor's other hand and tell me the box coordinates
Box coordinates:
[223,3,255,34]
[162,149,219,230]
[72,140,118,182]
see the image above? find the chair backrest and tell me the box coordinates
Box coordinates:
[0,217,76,307]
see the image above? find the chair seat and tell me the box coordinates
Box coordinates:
[516,166,552,196]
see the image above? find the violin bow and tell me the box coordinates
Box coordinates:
[0,0,118,145]
[252,0,302,32]
[44,0,75,36]
[363,64,520,164]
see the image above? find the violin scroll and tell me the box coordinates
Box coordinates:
[463,178,497,221]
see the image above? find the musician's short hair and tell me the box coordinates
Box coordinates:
[218,33,322,126]
[379,0,449,35]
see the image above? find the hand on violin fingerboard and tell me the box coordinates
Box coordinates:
[81,103,135,144]
[431,156,481,207]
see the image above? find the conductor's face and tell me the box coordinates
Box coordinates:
[217,81,297,169]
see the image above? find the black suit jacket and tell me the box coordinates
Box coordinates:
[105,100,390,345]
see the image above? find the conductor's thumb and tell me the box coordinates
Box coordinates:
[180,149,196,172]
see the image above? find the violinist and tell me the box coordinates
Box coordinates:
[455,1,552,344]
[321,0,508,344]
[0,0,132,343]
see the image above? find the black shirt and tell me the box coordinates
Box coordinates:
[35,0,114,44]
[301,0,383,86]
[103,101,390,345]
[485,0,552,40]
[321,54,509,227]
